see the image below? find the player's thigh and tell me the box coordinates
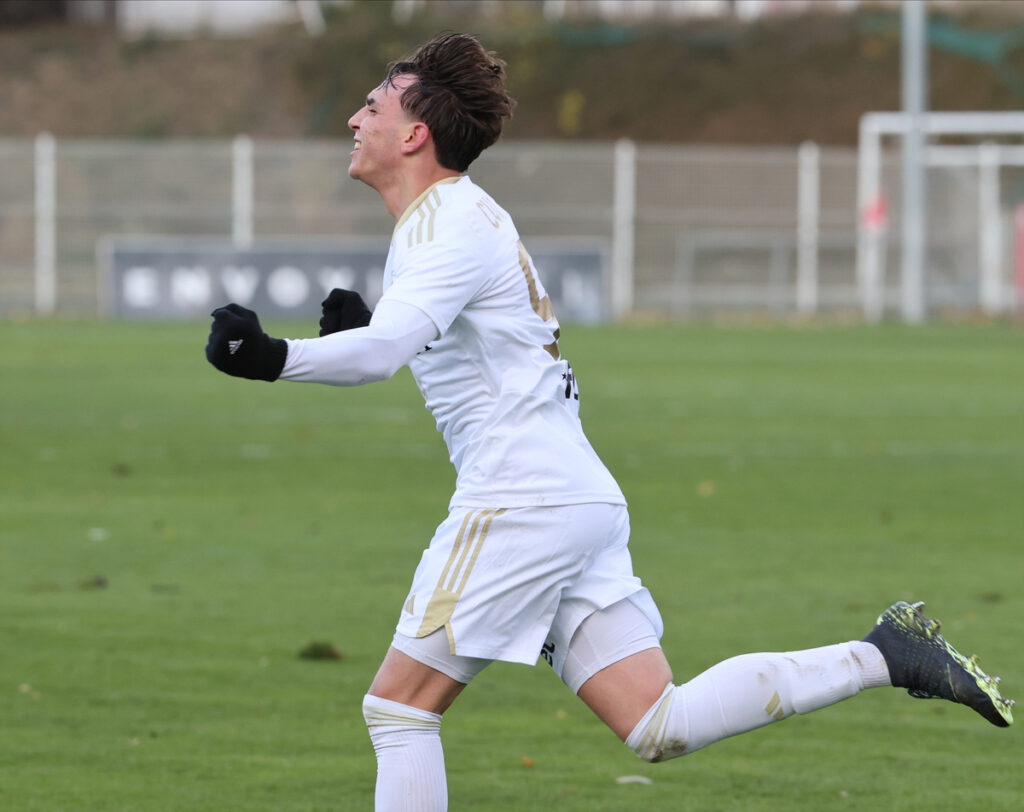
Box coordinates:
[559,593,673,740]
[577,647,673,741]
[368,644,470,715]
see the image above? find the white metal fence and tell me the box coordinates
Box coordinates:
[2,134,1021,320]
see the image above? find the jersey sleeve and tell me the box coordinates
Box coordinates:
[278,299,438,386]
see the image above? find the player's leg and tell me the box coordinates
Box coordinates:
[554,594,674,738]
[367,643,470,714]
[574,647,673,741]
[570,598,1014,763]
[362,503,594,811]
[543,501,893,760]
[571,600,889,760]
[363,630,490,812]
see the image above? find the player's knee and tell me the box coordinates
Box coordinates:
[634,744,685,763]
[629,730,690,763]
[362,694,442,747]
[624,684,690,763]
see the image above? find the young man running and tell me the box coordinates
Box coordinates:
[205,33,1013,811]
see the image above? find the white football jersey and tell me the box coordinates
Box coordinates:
[380,176,624,509]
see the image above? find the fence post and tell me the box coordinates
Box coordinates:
[611,138,636,320]
[978,141,1003,315]
[232,135,254,248]
[796,140,820,315]
[34,132,56,316]
[1015,205,1024,314]
[900,0,928,324]
[857,115,885,322]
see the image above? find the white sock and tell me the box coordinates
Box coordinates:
[626,640,890,762]
[850,639,893,689]
[362,694,447,812]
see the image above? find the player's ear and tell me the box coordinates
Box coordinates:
[401,122,431,156]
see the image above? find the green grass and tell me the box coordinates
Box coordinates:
[1,319,1022,811]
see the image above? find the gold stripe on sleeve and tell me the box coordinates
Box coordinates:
[425,187,441,243]
[406,187,443,248]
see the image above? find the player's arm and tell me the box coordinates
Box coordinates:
[205,299,437,386]
[281,299,436,385]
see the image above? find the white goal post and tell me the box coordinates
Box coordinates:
[857,111,1024,322]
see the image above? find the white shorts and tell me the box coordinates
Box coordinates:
[392,502,663,680]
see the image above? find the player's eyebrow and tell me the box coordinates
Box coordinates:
[366,95,376,107]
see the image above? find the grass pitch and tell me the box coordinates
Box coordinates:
[1,319,1022,811]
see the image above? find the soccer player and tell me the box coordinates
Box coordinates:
[205,33,1014,811]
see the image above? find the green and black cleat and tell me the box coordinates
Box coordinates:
[864,601,1014,727]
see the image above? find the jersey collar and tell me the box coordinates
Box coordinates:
[394,176,463,234]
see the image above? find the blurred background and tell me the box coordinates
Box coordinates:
[3,0,1024,324]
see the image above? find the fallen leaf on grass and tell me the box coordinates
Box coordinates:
[298,642,344,661]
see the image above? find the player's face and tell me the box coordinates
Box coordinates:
[347,74,418,187]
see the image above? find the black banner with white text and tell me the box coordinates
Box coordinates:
[103,238,609,323]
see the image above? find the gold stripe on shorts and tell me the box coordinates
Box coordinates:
[416,508,506,651]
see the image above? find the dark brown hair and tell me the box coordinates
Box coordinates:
[385,33,515,172]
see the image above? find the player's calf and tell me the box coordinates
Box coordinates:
[625,642,886,762]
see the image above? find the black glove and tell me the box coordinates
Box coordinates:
[205,303,288,382]
[319,288,372,336]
